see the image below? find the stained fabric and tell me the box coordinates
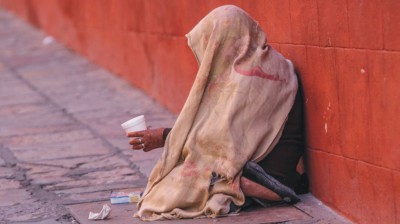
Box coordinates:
[135,5,298,221]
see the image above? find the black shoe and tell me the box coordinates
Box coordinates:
[242,161,301,204]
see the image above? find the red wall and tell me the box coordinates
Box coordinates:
[1,1,399,223]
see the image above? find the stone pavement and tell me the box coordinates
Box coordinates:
[0,8,351,224]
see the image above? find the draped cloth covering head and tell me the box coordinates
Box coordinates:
[135,5,298,221]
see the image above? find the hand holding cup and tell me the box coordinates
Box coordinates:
[127,128,165,152]
[121,115,165,152]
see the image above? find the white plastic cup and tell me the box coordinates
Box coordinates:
[121,115,147,134]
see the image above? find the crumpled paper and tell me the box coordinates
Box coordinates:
[88,204,111,220]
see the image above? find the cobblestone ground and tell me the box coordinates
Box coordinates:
[0,9,176,223]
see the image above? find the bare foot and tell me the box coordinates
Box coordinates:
[240,176,281,201]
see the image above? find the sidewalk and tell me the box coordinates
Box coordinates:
[0,9,350,224]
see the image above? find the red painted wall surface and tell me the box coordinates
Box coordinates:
[1,1,399,223]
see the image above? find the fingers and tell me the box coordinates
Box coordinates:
[130,140,157,152]
[143,147,152,152]
[127,130,146,138]
[129,137,142,145]
[128,135,149,152]
[127,128,166,152]
[131,144,145,150]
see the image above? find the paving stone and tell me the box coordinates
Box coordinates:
[0,102,54,118]
[21,163,64,174]
[0,188,31,206]
[13,139,111,162]
[68,201,311,224]
[292,194,352,224]
[2,46,73,69]
[0,61,5,71]
[21,218,72,224]
[62,186,144,205]
[73,107,133,121]
[133,159,160,178]
[0,102,79,137]
[54,184,145,196]
[22,164,72,186]
[0,78,36,96]
[66,190,111,202]
[49,91,130,114]
[30,176,73,186]
[76,155,131,170]
[122,147,163,163]
[105,136,133,151]
[18,74,115,99]
[45,175,143,192]
[0,92,44,107]
[0,69,18,84]
[1,128,96,149]
[0,178,21,190]
[24,155,105,169]
[0,196,63,223]
[80,167,139,179]
[7,213,39,222]
[76,115,131,139]
[16,58,97,84]
[0,123,81,138]
[0,167,14,178]
[0,105,71,127]
[0,80,44,106]
[61,190,112,205]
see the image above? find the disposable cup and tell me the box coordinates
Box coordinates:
[121,115,147,134]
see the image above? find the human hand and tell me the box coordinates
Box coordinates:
[127,128,165,152]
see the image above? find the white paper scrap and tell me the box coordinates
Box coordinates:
[88,204,111,220]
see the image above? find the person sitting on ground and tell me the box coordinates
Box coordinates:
[126,5,307,221]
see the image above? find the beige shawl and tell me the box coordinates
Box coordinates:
[135,5,298,221]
